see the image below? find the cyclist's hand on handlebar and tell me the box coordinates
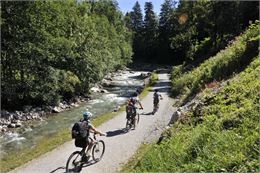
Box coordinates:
[100,132,106,136]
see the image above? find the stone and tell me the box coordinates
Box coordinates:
[52,107,61,113]
[8,123,16,128]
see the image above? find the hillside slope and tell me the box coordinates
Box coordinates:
[125,22,259,172]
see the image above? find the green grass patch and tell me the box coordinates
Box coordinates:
[139,71,158,100]
[171,21,259,104]
[120,144,151,173]
[150,71,159,86]
[0,130,71,173]
[130,57,260,172]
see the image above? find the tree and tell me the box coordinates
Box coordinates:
[157,0,176,63]
[143,2,158,62]
[129,1,143,31]
[1,0,132,110]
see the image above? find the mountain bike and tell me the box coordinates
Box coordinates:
[152,98,162,114]
[125,108,141,131]
[66,133,105,172]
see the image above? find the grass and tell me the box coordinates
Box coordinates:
[171,21,259,104]
[128,57,260,172]
[0,71,159,173]
[120,144,151,173]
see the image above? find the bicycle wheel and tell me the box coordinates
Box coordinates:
[136,113,140,124]
[125,119,131,131]
[66,151,83,173]
[153,103,158,114]
[92,140,105,162]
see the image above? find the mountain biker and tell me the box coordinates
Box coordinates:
[126,91,143,128]
[153,89,163,113]
[81,111,106,161]
[126,100,136,124]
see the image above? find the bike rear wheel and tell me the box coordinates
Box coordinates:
[66,151,83,173]
[92,140,105,162]
[153,103,159,114]
[125,119,131,131]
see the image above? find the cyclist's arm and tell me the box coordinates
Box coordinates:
[160,94,163,99]
[90,126,105,136]
[137,100,143,109]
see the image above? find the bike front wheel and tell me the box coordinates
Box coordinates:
[66,151,83,173]
[136,113,140,124]
[92,140,105,162]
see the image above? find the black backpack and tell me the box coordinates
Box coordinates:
[71,121,89,148]
[71,121,89,139]
[126,104,136,119]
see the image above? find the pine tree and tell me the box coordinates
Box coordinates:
[129,1,143,32]
[143,2,159,61]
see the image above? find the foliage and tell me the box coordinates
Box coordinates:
[1,0,132,110]
[150,71,159,86]
[130,56,260,172]
[171,21,259,102]
[126,0,259,64]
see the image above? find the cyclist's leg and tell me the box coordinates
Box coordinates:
[132,113,137,129]
[153,100,158,112]
[86,137,94,158]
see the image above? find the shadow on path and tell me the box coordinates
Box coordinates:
[49,166,65,173]
[141,112,154,116]
[106,129,126,137]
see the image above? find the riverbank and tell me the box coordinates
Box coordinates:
[0,67,154,134]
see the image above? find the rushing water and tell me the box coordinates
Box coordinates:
[0,71,145,157]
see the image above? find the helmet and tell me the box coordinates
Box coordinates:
[154,89,158,92]
[83,111,92,120]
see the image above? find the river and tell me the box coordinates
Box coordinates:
[0,70,146,157]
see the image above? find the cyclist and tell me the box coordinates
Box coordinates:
[126,91,143,128]
[126,100,136,126]
[153,89,163,114]
[81,111,106,161]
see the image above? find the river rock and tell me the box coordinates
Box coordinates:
[23,105,32,113]
[70,103,79,108]
[8,123,16,128]
[90,87,101,93]
[140,73,148,78]
[1,110,10,118]
[100,89,108,93]
[102,80,111,87]
[59,102,67,109]
[16,121,22,127]
[1,126,7,132]
[52,107,61,113]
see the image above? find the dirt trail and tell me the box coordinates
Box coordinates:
[9,72,175,173]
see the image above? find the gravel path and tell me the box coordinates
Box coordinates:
[9,73,175,173]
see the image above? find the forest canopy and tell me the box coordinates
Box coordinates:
[1,0,132,109]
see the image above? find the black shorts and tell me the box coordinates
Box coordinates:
[154,100,159,105]
[86,136,94,145]
[126,113,136,120]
